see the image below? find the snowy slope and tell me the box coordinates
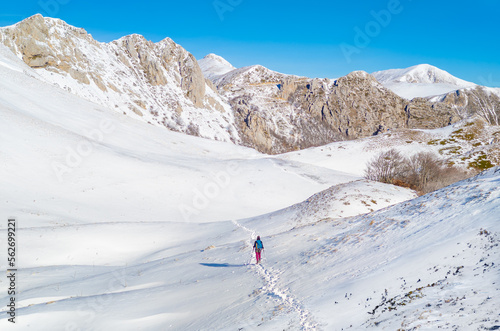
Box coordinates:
[238,167,500,330]
[1,37,499,331]
[373,64,476,99]
[198,53,236,81]
[1,156,497,330]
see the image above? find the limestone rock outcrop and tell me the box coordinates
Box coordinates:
[214,65,463,154]
[0,14,238,142]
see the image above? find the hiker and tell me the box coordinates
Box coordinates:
[253,236,264,264]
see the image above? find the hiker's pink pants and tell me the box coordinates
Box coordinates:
[256,250,261,263]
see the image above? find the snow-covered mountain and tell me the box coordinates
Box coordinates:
[212,63,468,153]
[198,53,236,80]
[1,37,500,330]
[1,15,498,156]
[373,64,476,99]
[0,14,238,142]
[373,64,473,85]
[372,65,500,123]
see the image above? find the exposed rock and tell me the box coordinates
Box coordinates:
[405,97,461,128]
[0,15,238,143]
[435,86,500,126]
[324,71,408,139]
[215,66,462,154]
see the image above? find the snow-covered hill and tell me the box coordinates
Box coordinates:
[198,53,236,80]
[237,166,500,330]
[373,64,476,99]
[373,64,473,86]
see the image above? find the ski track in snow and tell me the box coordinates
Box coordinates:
[232,220,320,330]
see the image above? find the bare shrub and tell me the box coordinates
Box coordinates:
[423,164,469,194]
[406,152,442,190]
[364,149,407,184]
[365,150,471,195]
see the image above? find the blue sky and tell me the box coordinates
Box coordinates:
[1,0,499,86]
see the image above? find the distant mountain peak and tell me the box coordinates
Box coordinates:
[373,64,474,86]
[203,53,231,62]
[198,53,236,80]
[372,64,476,99]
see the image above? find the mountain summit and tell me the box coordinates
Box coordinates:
[372,64,476,99]
[373,64,474,86]
[198,53,236,80]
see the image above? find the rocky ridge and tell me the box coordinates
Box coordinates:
[213,64,463,153]
[0,14,239,142]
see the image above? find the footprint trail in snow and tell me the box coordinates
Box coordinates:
[232,220,320,330]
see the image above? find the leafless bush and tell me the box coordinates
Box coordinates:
[365,150,470,194]
[406,152,442,190]
[422,164,469,194]
[364,149,407,184]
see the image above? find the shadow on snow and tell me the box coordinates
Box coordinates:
[199,263,246,268]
